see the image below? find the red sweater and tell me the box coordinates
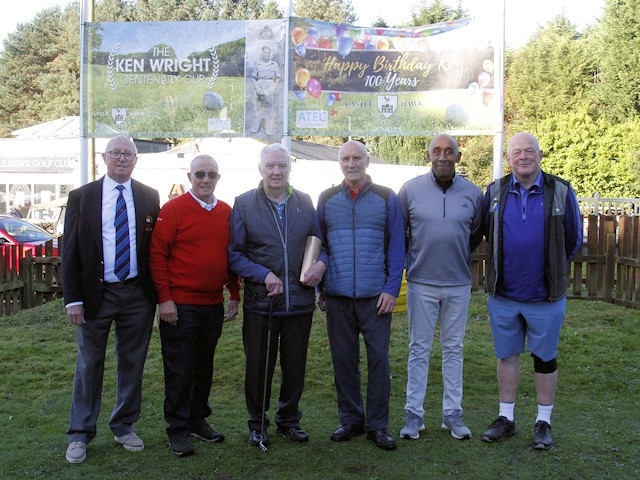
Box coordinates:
[149,193,241,305]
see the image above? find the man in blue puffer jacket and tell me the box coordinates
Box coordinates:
[317,140,405,450]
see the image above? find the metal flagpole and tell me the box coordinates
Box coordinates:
[492,0,506,180]
[281,0,293,154]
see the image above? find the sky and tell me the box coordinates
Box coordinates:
[0,0,605,49]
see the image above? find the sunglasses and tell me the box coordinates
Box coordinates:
[193,171,219,179]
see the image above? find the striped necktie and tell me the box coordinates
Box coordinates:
[114,185,130,281]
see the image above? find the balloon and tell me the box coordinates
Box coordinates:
[376,38,390,50]
[375,28,386,35]
[364,42,376,50]
[317,36,332,49]
[306,26,318,37]
[483,59,494,74]
[335,25,348,36]
[354,38,365,50]
[337,32,354,58]
[295,68,311,88]
[291,26,306,45]
[482,90,494,107]
[477,71,491,88]
[361,32,371,43]
[333,92,342,101]
[202,92,224,110]
[295,44,306,57]
[330,108,339,117]
[305,78,322,98]
[467,82,479,95]
[302,35,318,48]
[325,93,336,106]
[294,90,306,101]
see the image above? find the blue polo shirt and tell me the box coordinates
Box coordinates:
[497,171,548,301]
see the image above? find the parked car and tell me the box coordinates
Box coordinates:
[26,197,67,237]
[0,214,59,257]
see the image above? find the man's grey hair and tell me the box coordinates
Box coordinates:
[259,143,291,168]
[105,135,138,154]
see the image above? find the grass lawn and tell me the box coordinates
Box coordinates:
[0,294,638,479]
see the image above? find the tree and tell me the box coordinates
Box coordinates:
[592,0,640,122]
[293,0,357,24]
[504,15,595,132]
[409,0,466,27]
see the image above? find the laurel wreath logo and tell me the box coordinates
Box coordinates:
[207,44,219,89]
[107,43,121,91]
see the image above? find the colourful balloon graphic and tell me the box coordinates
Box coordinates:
[333,92,342,101]
[302,35,318,48]
[477,71,491,88]
[294,90,306,101]
[364,42,376,50]
[483,59,494,74]
[337,32,354,58]
[295,44,306,57]
[376,38,390,50]
[317,36,332,49]
[354,38,365,50]
[295,68,311,88]
[306,78,322,98]
[325,93,336,106]
[467,82,479,95]
[291,26,306,45]
[306,26,318,37]
[335,25,348,36]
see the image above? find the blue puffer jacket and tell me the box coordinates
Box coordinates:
[317,180,405,299]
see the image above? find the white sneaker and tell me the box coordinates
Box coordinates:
[114,432,144,452]
[66,441,86,463]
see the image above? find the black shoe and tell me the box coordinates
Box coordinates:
[249,430,270,447]
[169,432,195,456]
[277,426,309,442]
[533,420,553,450]
[366,430,397,450]
[482,416,517,443]
[190,422,225,443]
[330,424,365,442]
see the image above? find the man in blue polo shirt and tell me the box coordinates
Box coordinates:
[481,132,582,450]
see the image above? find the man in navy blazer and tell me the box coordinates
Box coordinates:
[62,135,160,464]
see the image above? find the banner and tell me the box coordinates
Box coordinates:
[288,17,494,136]
[82,19,285,138]
[81,17,494,138]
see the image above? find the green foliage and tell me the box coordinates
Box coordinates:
[592,0,640,122]
[1,296,639,478]
[293,0,357,24]
[408,0,466,27]
[458,135,495,188]
[505,15,595,127]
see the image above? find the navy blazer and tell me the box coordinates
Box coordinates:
[62,176,160,319]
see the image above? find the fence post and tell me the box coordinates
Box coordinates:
[603,233,616,304]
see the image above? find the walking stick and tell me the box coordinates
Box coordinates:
[258,297,274,452]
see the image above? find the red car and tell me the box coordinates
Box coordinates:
[0,214,59,271]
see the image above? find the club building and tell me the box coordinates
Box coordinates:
[1,116,426,218]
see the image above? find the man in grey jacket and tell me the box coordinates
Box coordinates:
[398,134,483,441]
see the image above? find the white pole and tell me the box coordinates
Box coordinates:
[492,0,506,180]
[281,0,293,154]
[79,0,89,186]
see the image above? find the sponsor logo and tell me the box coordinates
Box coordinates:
[112,108,127,125]
[377,95,397,118]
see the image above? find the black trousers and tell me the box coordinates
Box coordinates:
[242,310,313,432]
[159,303,224,437]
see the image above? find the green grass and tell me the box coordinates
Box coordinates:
[1,294,638,479]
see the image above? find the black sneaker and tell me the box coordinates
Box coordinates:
[169,432,195,456]
[190,422,225,443]
[533,420,553,449]
[277,426,309,442]
[249,430,270,447]
[482,416,517,443]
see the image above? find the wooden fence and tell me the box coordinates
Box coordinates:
[471,214,640,309]
[0,241,60,316]
[2,215,639,316]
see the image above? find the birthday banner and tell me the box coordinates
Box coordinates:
[81,17,494,138]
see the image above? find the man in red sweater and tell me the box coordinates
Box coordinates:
[150,154,241,457]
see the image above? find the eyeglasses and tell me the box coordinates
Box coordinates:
[193,171,219,179]
[107,151,136,161]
